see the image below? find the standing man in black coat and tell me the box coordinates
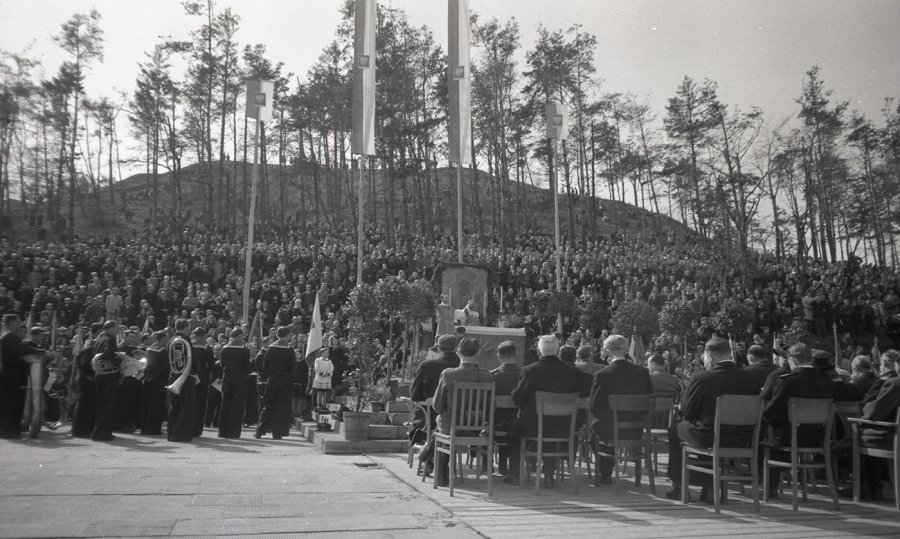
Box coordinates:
[190,328,214,437]
[140,331,169,435]
[508,335,591,487]
[763,343,835,497]
[91,321,122,442]
[666,337,760,501]
[71,323,101,438]
[0,314,28,438]
[590,334,655,486]
[166,319,198,443]
[491,340,522,476]
[255,326,295,439]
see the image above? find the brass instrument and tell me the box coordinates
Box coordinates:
[166,335,193,395]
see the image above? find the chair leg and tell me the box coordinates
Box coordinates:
[824,448,839,511]
[535,442,543,495]
[570,443,578,495]
[519,440,526,487]
[751,454,760,513]
[713,457,721,514]
[893,452,900,511]
[852,439,861,503]
[681,446,689,505]
[791,450,799,512]
[645,443,656,495]
[801,466,808,502]
[763,447,770,504]
[487,444,494,498]
[449,446,456,497]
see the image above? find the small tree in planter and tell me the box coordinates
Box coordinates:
[712,298,755,340]
[660,298,700,359]
[342,284,386,440]
[375,276,411,379]
[531,289,555,333]
[780,319,812,348]
[610,299,660,361]
[403,280,437,381]
[578,292,610,337]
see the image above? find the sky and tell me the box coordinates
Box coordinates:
[2,0,900,170]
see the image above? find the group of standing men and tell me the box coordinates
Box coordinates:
[0,313,299,443]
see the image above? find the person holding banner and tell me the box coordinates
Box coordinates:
[255,326,295,439]
[0,314,29,438]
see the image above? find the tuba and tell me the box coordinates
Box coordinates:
[166,334,192,395]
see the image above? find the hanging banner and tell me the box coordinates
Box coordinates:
[545,102,568,140]
[245,79,274,122]
[351,0,377,156]
[448,0,471,165]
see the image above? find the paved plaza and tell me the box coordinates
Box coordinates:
[2,428,900,538]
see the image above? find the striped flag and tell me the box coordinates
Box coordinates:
[305,294,323,361]
[351,0,376,156]
[448,0,472,165]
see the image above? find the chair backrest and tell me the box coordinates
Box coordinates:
[494,395,515,409]
[449,382,495,435]
[788,398,833,425]
[712,394,763,449]
[535,391,579,441]
[609,394,655,444]
[832,400,861,417]
[652,395,676,429]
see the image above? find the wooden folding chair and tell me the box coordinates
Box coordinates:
[763,398,839,511]
[519,392,580,494]
[850,409,900,510]
[681,394,763,514]
[606,394,656,494]
[433,382,495,497]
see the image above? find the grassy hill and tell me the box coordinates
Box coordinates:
[5,160,694,244]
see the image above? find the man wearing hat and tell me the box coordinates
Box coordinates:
[812,349,861,402]
[508,335,591,487]
[412,335,460,474]
[255,326,295,440]
[191,327,215,437]
[91,320,122,441]
[71,323,102,438]
[763,343,835,497]
[430,337,494,486]
[666,336,760,502]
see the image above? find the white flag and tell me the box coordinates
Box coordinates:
[305,294,323,360]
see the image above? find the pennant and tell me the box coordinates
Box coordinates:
[142,315,150,335]
[305,294,323,361]
[351,0,376,156]
[448,0,472,165]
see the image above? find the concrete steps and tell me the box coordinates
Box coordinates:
[300,421,409,455]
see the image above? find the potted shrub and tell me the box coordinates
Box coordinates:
[610,299,660,361]
[375,276,411,379]
[342,284,382,441]
[659,298,700,358]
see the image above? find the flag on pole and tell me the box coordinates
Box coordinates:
[448,0,472,165]
[351,0,376,156]
[305,294,323,361]
[25,309,34,332]
[629,335,645,364]
[142,315,150,335]
[248,306,263,349]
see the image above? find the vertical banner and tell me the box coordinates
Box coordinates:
[245,79,274,122]
[448,0,472,165]
[351,0,377,156]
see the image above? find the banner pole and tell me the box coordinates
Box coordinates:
[357,157,365,286]
[242,119,261,327]
[552,139,563,335]
[457,163,463,263]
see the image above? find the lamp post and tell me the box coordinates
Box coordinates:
[545,102,568,336]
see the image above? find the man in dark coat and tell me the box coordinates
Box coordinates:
[508,335,590,487]
[166,319,198,442]
[861,350,898,405]
[763,343,836,497]
[255,326,295,439]
[848,375,900,500]
[0,314,28,438]
[491,340,521,476]
[71,324,101,438]
[850,355,878,397]
[190,328,214,437]
[413,335,459,472]
[140,331,169,435]
[91,321,122,441]
[590,334,654,486]
[666,337,760,501]
[744,344,777,389]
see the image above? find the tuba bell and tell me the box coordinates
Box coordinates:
[166,334,192,395]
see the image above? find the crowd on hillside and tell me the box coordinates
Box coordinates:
[0,217,899,433]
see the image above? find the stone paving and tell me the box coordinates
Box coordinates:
[3,427,900,538]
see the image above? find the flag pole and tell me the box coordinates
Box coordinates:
[551,138,562,336]
[356,157,365,286]
[242,118,262,327]
[457,164,463,263]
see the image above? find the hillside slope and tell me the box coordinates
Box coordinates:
[5,160,694,244]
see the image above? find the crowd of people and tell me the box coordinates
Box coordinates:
[0,215,898,446]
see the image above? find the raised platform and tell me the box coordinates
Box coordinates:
[300,403,412,455]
